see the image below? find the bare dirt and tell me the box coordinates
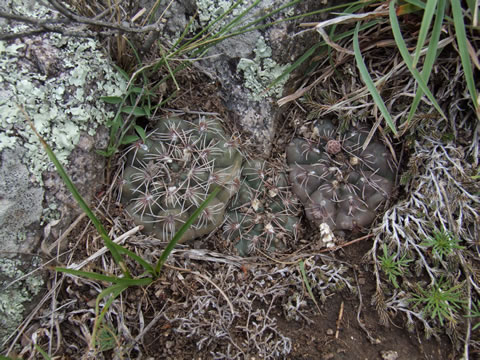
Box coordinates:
[276,241,454,360]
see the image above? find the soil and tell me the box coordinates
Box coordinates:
[115,243,455,360]
[276,241,454,360]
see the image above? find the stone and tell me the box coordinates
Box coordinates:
[137,0,330,155]
[0,0,127,348]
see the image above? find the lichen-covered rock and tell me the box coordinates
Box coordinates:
[120,116,242,243]
[286,119,396,234]
[0,0,127,348]
[0,257,44,346]
[139,0,305,155]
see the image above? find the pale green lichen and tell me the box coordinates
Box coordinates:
[0,1,127,182]
[0,257,44,346]
[237,36,290,101]
[192,1,291,101]
[0,1,127,349]
[195,0,253,28]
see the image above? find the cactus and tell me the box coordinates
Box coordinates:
[119,116,301,255]
[119,116,242,243]
[224,159,301,256]
[286,119,395,235]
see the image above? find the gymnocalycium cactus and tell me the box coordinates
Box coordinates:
[286,118,396,235]
[120,116,242,243]
[224,159,301,256]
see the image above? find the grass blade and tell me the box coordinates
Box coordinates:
[215,0,263,37]
[20,107,131,278]
[154,186,222,274]
[403,0,427,9]
[389,0,447,120]
[353,23,398,135]
[111,242,155,275]
[299,260,321,313]
[121,105,147,116]
[159,46,180,91]
[56,268,152,286]
[451,0,479,115]
[407,0,446,124]
[271,20,380,92]
[91,284,127,349]
[412,0,437,68]
[101,96,123,104]
[34,344,51,360]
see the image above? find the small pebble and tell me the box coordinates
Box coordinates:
[380,350,399,360]
[326,328,334,336]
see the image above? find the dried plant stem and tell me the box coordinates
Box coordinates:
[70,226,143,271]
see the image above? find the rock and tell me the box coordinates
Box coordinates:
[137,0,331,155]
[0,0,126,347]
[380,350,399,360]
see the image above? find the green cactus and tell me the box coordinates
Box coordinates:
[119,116,301,256]
[286,119,396,233]
[119,116,242,243]
[225,159,301,256]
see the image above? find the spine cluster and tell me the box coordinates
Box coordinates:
[224,159,301,256]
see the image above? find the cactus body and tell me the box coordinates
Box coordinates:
[287,119,395,232]
[120,116,242,243]
[225,160,301,256]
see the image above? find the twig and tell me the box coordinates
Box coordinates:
[335,301,344,339]
[164,263,235,316]
[0,2,164,41]
[45,0,161,33]
[353,268,377,344]
[41,213,87,257]
[134,303,167,344]
[67,226,143,270]
[319,233,374,253]
[463,276,472,360]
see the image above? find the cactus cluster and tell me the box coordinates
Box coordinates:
[286,119,395,235]
[120,116,242,243]
[119,116,301,255]
[224,159,301,256]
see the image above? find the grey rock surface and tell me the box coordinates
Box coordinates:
[0,148,44,255]
[138,0,328,155]
[0,0,126,348]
